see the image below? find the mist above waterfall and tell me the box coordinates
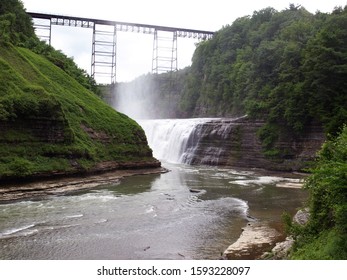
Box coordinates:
[112,69,190,120]
[112,74,157,119]
[110,72,248,166]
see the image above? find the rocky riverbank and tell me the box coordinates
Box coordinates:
[223,210,311,260]
[222,181,307,260]
[0,167,167,202]
[223,222,284,259]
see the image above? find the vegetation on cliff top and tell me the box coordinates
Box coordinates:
[182,5,347,153]
[0,0,155,180]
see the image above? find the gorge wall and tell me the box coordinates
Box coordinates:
[181,117,325,171]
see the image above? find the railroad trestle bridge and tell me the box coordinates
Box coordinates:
[28,12,214,84]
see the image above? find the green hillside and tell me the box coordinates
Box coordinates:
[0,39,157,180]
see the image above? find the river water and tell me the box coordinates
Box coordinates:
[0,119,307,260]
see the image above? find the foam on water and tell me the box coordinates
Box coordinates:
[231,175,288,186]
[66,214,84,219]
[74,192,119,202]
[0,224,38,239]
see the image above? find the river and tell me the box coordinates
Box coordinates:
[0,119,307,259]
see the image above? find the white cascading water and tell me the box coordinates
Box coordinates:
[138,118,213,164]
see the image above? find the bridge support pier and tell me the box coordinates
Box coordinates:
[32,17,51,44]
[91,24,117,84]
[152,30,178,77]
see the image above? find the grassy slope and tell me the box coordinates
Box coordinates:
[0,45,155,180]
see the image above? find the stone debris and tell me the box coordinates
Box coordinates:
[262,209,310,259]
[268,237,295,259]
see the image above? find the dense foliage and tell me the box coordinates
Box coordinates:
[286,126,347,259]
[180,6,347,258]
[0,0,35,45]
[180,5,347,152]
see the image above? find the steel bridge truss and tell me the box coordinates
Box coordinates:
[29,12,214,84]
[152,30,177,76]
[92,25,117,84]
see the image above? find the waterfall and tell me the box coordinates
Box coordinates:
[112,77,247,165]
[138,116,248,165]
[138,118,214,164]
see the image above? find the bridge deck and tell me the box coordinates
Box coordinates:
[28,12,215,39]
[28,12,215,83]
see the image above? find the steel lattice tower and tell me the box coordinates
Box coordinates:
[152,30,178,76]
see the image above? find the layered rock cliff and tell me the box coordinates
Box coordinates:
[183,117,325,171]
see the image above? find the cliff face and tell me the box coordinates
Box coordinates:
[183,117,325,171]
[0,118,70,143]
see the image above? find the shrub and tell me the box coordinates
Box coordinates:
[290,126,347,259]
[8,157,34,177]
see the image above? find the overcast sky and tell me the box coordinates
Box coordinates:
[22,0,347,83]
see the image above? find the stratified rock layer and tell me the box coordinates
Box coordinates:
[183,117,325,171]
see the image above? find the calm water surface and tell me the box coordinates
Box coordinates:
[0,163,307,259]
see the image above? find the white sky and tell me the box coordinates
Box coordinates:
[22,0,347,83]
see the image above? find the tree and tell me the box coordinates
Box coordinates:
[289,126,347,259]
[303,7,347,136]
[0,0,36,45]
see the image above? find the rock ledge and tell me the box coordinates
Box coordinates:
[223,222,282,259]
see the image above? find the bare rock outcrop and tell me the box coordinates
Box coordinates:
[293,208,310,225]
[223,222,282,259]
[184,117,325,171]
